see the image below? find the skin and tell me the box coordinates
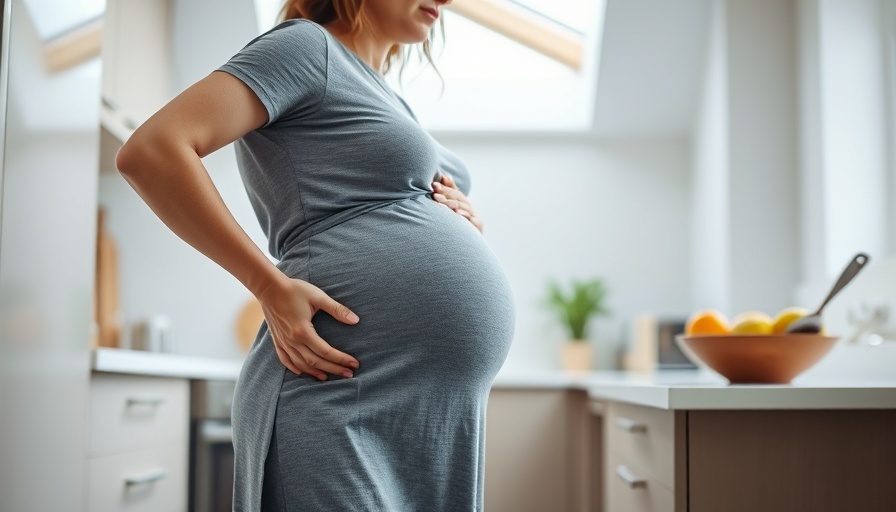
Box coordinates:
[115,0,478,381]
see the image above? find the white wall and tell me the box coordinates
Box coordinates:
[434,135,693,370]
[796,0,893,307]
[689,0,801,317]
[726,0,800,315]
[98,146,266,361]
[691,0,730,313]
[98,137,693,370]
[819,0,889,275]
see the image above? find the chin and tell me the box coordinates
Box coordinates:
[397,24,432,44]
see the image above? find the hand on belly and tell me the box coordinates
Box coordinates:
[257,276,362,381]
[430,174,484,234]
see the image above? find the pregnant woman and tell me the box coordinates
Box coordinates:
[115,0,516,510]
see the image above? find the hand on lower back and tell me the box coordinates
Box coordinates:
[256,277,360,380]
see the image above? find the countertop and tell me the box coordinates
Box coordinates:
[92,348,243,381]
[92,349,896,411]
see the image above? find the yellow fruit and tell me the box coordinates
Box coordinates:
[772,306,811,334]
[686,310,731,336]
[731,311,773,334]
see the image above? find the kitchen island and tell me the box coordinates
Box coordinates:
[91,349,896,512]
[488,369,896,512]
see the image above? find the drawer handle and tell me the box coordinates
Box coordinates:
[126,396,166,407]
[614,417,647,433]
[615,465,647,489]
[124,467,168,486]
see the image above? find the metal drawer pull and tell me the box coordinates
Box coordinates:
[615,465,647,489]
[126,396,166,407]
[614,417,647,433]
[124,468,168,486]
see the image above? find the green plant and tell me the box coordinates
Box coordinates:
[545,278,610,341]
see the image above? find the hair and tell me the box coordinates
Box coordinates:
[278,0,444,83]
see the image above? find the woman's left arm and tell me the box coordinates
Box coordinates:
[431,174,485,234]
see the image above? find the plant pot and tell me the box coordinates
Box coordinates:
[561,340,593,372]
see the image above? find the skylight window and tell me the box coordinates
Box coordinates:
[393,0,604,132]
[510,0,593,33]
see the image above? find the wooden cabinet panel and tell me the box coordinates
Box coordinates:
[485,389,572,512]
[88,443,187,512]
[606,401,675,488]
[687,409,896,512]
[89,374,189,457]
[484,389,603,512]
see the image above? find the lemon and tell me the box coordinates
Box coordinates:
[731,311,773,334]
[772,306,811,334]
[686,310,731,336]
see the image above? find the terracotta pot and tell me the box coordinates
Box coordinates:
[561,341,593,372]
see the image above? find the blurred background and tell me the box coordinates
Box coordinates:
[2,0,895,510]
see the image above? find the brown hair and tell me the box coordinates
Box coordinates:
[278,0,444,80]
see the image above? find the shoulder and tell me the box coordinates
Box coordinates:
[241,19,329,55]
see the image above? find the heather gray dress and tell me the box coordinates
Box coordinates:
[216,19,516,512]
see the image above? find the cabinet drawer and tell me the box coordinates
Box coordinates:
[89,373,189,457]
[88,443,187,512]
[606,450,674,512]
[606,401,674,488]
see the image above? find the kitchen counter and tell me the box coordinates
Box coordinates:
[92,349,896,410]
[493,369,896,410]
[91,348,243,380]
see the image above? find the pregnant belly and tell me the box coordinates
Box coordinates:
[280,195,515,386]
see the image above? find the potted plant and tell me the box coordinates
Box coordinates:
[545,278,610,372]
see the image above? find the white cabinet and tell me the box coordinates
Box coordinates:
[99,0,173,173]
[87,373,189,512]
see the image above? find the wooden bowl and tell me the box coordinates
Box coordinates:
[676,334,839,384]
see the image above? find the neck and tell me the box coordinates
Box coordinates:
[323,20,392,74]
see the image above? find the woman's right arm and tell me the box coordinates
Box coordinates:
[115,70,359,380]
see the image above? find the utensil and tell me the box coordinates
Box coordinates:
[95,208,122,348]
[786,253,870,334]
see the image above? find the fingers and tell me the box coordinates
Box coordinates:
[296,342,355,379]
[431,182,484,233]
[431,182,469,205]
[261,279,361,381]
[302,324,360,370]
[433,193,463,211]
[469,215,485,233]
[319,295,361,325]
[272,325,358,381]
[440,174,457,188]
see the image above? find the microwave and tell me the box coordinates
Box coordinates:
[623,314,697,371]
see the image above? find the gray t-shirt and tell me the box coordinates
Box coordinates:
[217,18,472,261]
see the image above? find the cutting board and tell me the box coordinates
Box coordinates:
[235,298,265,353]
[95,208,121,348]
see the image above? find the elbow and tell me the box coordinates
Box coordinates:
[115,136,146,177]
[115,143,134,176]
[115,130,174,178]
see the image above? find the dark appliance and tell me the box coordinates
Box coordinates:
[189,379,236,512]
